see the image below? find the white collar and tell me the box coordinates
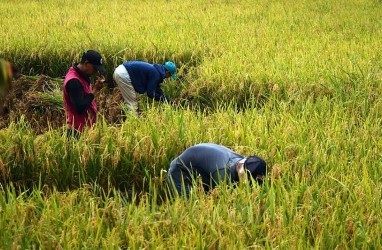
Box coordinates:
[238,158,247,164]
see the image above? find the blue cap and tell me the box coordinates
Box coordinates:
[164,61,177,80]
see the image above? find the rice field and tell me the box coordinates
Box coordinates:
[1,0,382,248]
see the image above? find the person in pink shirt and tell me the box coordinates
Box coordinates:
[63,50,106,138]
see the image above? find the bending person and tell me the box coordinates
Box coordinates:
[167,143,267,197]
[113,60,177,114]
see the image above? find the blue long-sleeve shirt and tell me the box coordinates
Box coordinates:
[168,143,245,196]
[122,61,167,101]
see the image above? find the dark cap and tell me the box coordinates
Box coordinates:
[81,50,106,75]
[244,156,267,184]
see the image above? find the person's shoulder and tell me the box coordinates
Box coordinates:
[195,143,220,148]
[67,78,81,84]
[124,61,153,68]
[126,61,150,65]
[66,78,82,91]
[187,143,215,151]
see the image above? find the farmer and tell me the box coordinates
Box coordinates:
[113,60,177,114]
[63,50,106,137]
[167,143,267,197]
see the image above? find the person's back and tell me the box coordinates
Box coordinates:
[175,143,243,175]
[168,143,245,197]
[122,61,164,94]
[113,60,176,114]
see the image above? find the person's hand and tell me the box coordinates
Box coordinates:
[237,164,246,183]
[93,75,105,91]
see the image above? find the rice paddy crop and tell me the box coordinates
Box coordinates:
[0,0,382,248]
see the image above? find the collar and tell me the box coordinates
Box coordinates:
[238,158,247,164]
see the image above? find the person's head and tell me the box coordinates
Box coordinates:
[78,50,106,76]
[237,156,267,185]
[163,61,177,80]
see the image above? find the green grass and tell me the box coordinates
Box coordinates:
[1,176,381,249]
[1,0,382,248]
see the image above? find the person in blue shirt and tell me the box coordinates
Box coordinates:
[167,143,267,198]
[113,61,177,114]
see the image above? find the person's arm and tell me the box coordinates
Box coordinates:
[145,71,170,102]
[168,158,192,198]
[146,76,160,100]
[153,86,171,102]
[65,79,94,114]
